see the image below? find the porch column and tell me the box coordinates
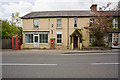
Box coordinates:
[78,36,80,49]
[79,36,82,50]
[71,37,74,50]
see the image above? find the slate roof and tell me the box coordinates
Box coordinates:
[21,10,120,19]
[21,10,93,19]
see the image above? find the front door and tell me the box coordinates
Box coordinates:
[34,34,39,48]
[74,36,78,49]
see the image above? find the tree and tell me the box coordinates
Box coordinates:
[117,1,120,28]
[2,20,18,39]
[85,3,113,46]
[2,12,22,39]
[118,1,120,9]
[10,12,21,27]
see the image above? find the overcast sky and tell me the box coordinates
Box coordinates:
[0,0,119,19]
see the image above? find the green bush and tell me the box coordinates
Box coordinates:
[92,40,105,46]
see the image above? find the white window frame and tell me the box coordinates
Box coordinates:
[90,17,94,26]
[56,18,62,28]
[89,33,94,45]
[56,32,62,45]
[113,33,119,42]
[39,34,48,44]
[24,32,49,44]
[25,33,34,44]
[113,19,118,28]
[33,19,39,28]
[112,33,120,48]
[74,17,77,28]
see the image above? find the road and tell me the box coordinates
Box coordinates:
[2,50,119,78]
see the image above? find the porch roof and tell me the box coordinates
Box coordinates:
[70,29,82,37]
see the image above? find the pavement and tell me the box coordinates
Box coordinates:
[2,48,120,54]
[1,49,119,78]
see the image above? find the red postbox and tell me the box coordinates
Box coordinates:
[50,38,55,49]
[12,35,21,50]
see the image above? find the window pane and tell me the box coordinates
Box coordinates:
[25,34,33,43]
[113,19,118,28]
[57,19,61,23]
[30,34,33,43]
[39,34,41,43]
[57,19,62,28]
[57,34,62,43]
[34,19,39,28]
[74,18,77,27]
[59,34,61,38]
[46,34,48,43]
[57,34,60,38]
[59,24,62,27]
[57,24,61,28]
[57,40,60,43]
[39,34,48,43]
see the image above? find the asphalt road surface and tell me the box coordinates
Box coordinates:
[2,50,119,78]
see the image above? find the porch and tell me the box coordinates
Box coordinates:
[70,29,82,50]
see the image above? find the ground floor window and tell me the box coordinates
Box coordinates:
[57,34,62,44]
[25,32,48,44]
[108,33,112,42]
[113,33,119,42]
[39,34,48,43]
[112,33,120,47]
[25,34,33,43]
[89,34,94,45]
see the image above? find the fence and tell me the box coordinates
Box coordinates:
[2,39,12,49]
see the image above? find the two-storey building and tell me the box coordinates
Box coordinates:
[21,4,120,49]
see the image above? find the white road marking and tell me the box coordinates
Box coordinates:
[1,63,58,66]
[60,53,118,55]
[91,63,120,65]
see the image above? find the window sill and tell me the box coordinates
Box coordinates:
[74,27,77,29]
[57,43,62,45]
[56,27,62,29]
[33,27,39,29]
[25,43,48,44]
[25,43,33,44]
[112,28,118,30]
[39,43,48,44]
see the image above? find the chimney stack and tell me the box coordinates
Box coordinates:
[90,4,97,11]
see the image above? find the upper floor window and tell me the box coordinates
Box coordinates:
[113,19,118,28]
[74,18,77,27]
[33,19,39,28]
[90,17,94,26]
[57,18,62,28]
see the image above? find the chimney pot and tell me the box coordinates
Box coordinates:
[90,4,97,11]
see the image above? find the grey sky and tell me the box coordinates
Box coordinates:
[0,0,119,19]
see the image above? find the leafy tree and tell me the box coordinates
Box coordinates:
[85,3,113,46]
[2,12,22,39]
[10,12,21,27]
[2,20,18,39]
[118,1,120,9]
[117,1,120,28]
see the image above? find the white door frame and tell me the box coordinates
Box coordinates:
[34,34,39,48]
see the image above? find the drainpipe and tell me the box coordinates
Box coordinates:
[67,18,69,49]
